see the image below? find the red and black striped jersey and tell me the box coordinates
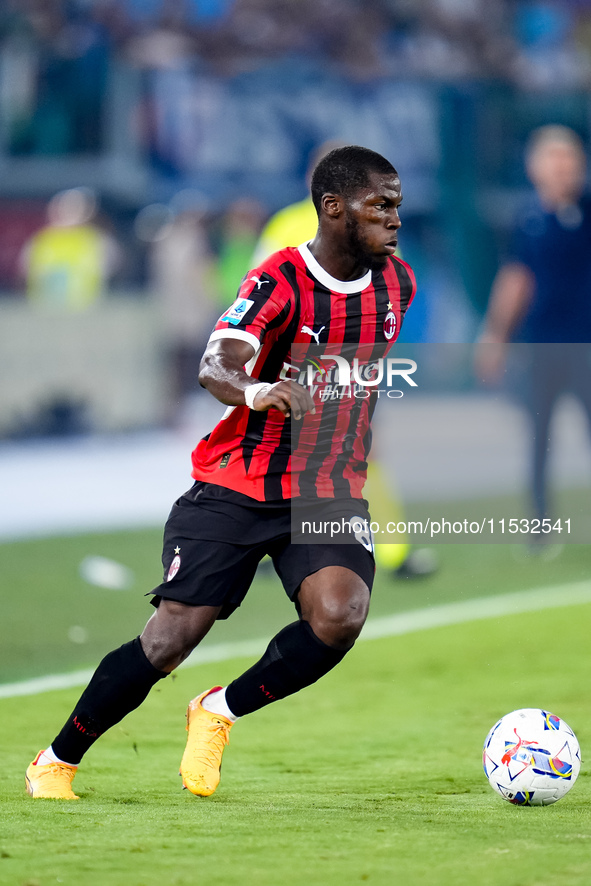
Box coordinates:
[191,242,416,501]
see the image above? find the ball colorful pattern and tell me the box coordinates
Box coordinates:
[483,708,581,806]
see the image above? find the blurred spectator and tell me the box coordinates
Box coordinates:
[124,0,235,27]
[125,3,197,70]
[21,188,121,309]
[3,0,590,107]
[512,2,591,91]
[401,0,514,81]
[125,2,200,178]
[216,198,266,308]
[1,0,111,155]
[252,196,317,267]
[0,199,46,291]
[143,200,219,424]
[477,125,591,523]
[252,141,341,265]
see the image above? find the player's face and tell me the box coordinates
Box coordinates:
[344,173,402,270]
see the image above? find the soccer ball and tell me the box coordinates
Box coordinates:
[482,708,581,806]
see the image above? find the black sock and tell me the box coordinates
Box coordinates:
[51,637,167,765]
[225,620,350,717]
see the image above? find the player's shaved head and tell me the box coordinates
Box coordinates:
[311,145,397,214]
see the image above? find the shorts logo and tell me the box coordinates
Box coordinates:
[350,517,374,553]
[167,547,181,582]
[222,298,254,326]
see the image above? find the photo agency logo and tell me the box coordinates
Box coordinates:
[283,353,419,401]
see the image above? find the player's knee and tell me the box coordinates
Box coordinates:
[141,600,217,672]
[308,588,369,649]
[140,629,193,672]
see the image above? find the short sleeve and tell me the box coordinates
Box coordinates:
[208,268,292,353]
[505,202,546,271]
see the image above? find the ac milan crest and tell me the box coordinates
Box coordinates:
[167,549,181,582]
[383,310,397,340]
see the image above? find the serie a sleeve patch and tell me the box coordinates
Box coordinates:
[221,298,255,325]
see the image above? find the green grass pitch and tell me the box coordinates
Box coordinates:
[1,533,591,885]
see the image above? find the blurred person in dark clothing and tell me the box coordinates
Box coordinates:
[477,125,591,524]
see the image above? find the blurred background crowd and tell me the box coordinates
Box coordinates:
[1,0,590,441]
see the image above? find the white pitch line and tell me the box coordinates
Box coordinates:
[2,579,591,701]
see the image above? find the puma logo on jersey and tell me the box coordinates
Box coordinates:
[249,275,270,289]
[301,325,326,345]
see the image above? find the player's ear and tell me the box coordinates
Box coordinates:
[321,193,344,219]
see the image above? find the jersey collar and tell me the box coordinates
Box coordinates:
[298,242,372,294]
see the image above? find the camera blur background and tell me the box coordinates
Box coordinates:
[2,0,591,685]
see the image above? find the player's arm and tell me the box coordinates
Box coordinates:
[475,262,534,382]
[198,338,315,420]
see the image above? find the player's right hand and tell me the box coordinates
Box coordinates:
[253,381,316,420]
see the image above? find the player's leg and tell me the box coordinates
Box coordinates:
[27,476,269,799]
[181,543,374,797]
[140,599,221,671]
[223,564,369,715]
[26,601,220,799]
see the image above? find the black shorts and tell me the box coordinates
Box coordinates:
[150,482,375,619]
